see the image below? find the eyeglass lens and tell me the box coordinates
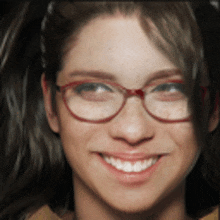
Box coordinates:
[63,81,190,121]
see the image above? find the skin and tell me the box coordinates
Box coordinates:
[42,14,219,220]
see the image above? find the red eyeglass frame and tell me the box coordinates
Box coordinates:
[55,79,208,124]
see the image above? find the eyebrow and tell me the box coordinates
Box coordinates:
[67,69,182,83]
[68,70,117,81]
[147,69,182,83]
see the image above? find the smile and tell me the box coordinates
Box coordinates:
[102,155,159,173]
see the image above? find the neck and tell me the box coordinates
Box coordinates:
[73,176,194,220]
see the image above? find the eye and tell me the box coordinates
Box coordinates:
[148,82,186,102]
[75,83,113,94]
[71,82,115,102]
[152,82,185,94]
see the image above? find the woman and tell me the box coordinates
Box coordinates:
[0,2,220,220]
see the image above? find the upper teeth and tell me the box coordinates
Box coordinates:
[103,155,158,173]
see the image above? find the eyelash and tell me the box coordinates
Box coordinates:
[75,83,113,94]
[152,83,185,93]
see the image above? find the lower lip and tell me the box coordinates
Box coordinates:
[97,154,162,186]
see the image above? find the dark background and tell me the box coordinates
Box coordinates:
[0,1,219,19]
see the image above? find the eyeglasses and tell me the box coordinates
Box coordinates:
[55,79,207,123]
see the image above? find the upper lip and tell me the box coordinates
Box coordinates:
[99,151,162,161]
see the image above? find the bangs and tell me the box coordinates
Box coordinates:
[137,2,205,91]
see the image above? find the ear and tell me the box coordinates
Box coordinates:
[208,95,219,132]
[41,74,60,133]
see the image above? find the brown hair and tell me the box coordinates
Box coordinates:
[42,2,209,153]
[0,2,219,219]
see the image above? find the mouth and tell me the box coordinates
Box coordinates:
[97,152,163,185]
[100,153,160,173]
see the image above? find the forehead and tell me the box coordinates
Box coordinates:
[58,14,177,86]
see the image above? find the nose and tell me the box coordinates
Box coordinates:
[108,97,155,146]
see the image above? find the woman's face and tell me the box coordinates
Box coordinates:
[44,15,200,217]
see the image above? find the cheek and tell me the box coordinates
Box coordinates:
[150,122,200,199]
[170,122,199,151]
[55,96,95,144]
[56,103,102,170]
[58,116,96,152]
[166,122,200,174]
[58,120,95,177]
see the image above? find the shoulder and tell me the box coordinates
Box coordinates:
[200,207,219,220]
[27,205,74,220]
